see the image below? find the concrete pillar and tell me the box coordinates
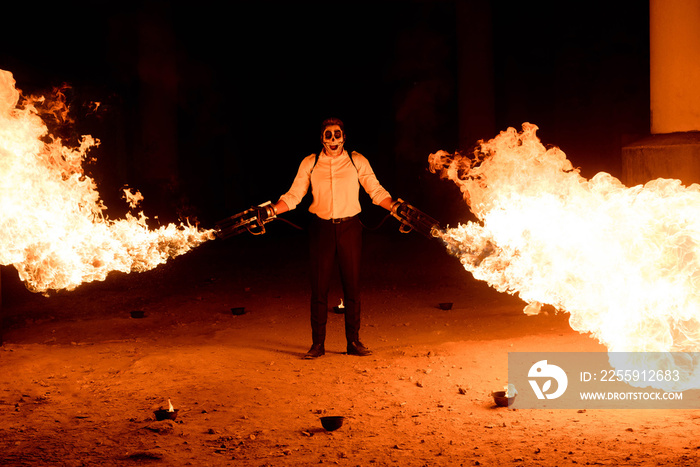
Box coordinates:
[622,0,700,186]
[650,0,700,134]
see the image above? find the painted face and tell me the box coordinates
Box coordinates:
[322,124,345,157]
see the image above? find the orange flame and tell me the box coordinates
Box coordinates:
[0,70,214,294]
[430,124,700,389]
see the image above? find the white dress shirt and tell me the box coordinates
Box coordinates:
[279,149,391,220]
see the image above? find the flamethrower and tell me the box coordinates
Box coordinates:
[389,199,497,266]
[215,201,277,239]
[389,198,444,239]
[215,198,446,240]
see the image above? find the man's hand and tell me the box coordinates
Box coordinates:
[390,198,406,216]
[255,203,276,222]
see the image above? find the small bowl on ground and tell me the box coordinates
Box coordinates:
[154,409,179,421]
[320,416,345,431]
[492,391,515,407]
[231,307,246,316]
[438,302,453,311]
[130,310,145,319]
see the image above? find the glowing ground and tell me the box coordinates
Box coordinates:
[0,230,697,466]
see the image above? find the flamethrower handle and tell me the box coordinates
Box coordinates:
[246,218,268,236]
[398,222,413,234]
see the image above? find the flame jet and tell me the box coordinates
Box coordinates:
[0,70,215,294]
[429,124,700,389]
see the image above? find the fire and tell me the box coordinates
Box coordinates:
[430,123,700,389]
[0,70,214,294]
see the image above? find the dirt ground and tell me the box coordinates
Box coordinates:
[1,225,699,466]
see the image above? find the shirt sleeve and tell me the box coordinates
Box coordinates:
[352,151,391,205]
[278,154,316,211]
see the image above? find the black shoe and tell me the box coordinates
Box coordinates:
[303,344,325,359]
[347,341,372,356]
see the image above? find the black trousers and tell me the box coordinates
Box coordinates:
[309,215,362,346]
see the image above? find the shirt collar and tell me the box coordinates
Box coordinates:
[320,149,348,159]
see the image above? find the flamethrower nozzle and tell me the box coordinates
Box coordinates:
[436,227,497,267]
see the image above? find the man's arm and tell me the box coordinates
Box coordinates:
[276,154,315,213]
[272,200,290,215]
[378,197,394,211]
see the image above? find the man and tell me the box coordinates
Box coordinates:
[268,118,395,358]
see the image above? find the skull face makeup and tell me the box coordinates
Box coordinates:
[322,124,345,157]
